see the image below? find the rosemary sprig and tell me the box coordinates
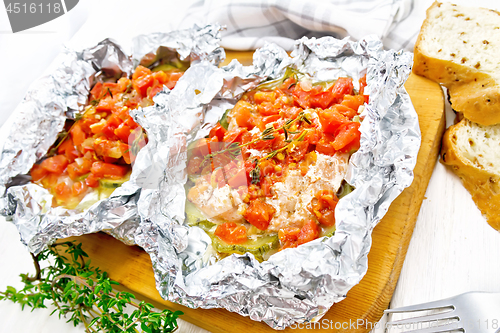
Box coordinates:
[0,241,182,333]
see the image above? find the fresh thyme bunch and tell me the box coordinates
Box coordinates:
[0,241,182,332]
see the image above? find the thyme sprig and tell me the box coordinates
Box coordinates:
[259,129,310,161]
[203,111,312,164]
[198,111,313,186]
[0,241,182,333]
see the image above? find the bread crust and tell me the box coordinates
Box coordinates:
[413,1,500,126]
[441,120,500,231]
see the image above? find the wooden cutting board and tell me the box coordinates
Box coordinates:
[63,52,445,333]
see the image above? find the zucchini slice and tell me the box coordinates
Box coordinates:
[99,175,130,189]
[185,198,279,257]
[212,234,279,258]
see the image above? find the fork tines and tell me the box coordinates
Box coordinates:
[385,297,462,333]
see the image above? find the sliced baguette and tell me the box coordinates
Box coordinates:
[441,119,500,231]
[414,1,500,126]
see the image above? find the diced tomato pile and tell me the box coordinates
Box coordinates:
[187,74,368,248]
[30,65,183,209]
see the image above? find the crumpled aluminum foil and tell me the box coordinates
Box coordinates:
[131,35,419,329]
[0,24,224,254]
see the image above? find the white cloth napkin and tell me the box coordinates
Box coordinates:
[179,0,414,51]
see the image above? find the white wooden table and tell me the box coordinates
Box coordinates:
[1,1,500,332]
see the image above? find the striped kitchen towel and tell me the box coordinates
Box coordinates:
[180,0,414,51]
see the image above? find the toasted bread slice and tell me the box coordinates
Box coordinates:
[414,1,500,126]
[441,118,500,230]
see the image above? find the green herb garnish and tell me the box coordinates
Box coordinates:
[0,241,182,332]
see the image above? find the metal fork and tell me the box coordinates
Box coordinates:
[384,292,500,333]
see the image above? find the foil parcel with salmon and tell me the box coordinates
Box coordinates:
[0,25,224,254]
[110,37,419,329]
[29,63,185,210]
[185,70,368,259]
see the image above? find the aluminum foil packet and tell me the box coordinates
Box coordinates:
[131,35,419,329]
[0,24,224,254]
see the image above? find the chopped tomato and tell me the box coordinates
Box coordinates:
[257,102,280,116]
[359,74,368,96]
[333,104,357,119]
[101,114,122,140]
[55,182,71,199]
[57,138,73,155]
[132,65,151,80]
[214,222,247,244]
[338,135,361,154]
[133,73,154,97]
[332,122,361,152]
[317,107,350,134]
[121,149,132,164]
[85,174,100,188]
[279,220,319,248]
[287,140,309,162]
[254,91,276,104]
[94,138,126,160]
[243,200,275,230]
[189,138,211,158]
[308,190,338,226]
[223,128,247,144]
[116,77,131,93]
[309,91,335,109]
[292,82,313,109]
[79,116,99,134]
[30,164,48,182]
[96,98,116,112]
[278,227,301,249]
[209,123,227,142]
[259,160,275,178]
[66,158,92,181]
[114,122,132,143]
[152,71,168,84]
[280,77,297,91]
[297,220,320,245]
[89,82,103,101]
[71,181,88,196]
[331,77,354,102]
[58,138,80,162]
[260,178,273,197]
[282,106,301,119]
[244,160,257,181]
[315,133,335,156]
[40,155,68,174]
[227,168,248,188]
[304,127,321,145]
[90,161,129,179]
[341,94,365,112]
[165,72,183,89]
[262,114,281,124]
[31,63,181,209]
[187,156,204,175]
[147,82,164,99]
[70,123,86,147]
[232,100,255,128]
